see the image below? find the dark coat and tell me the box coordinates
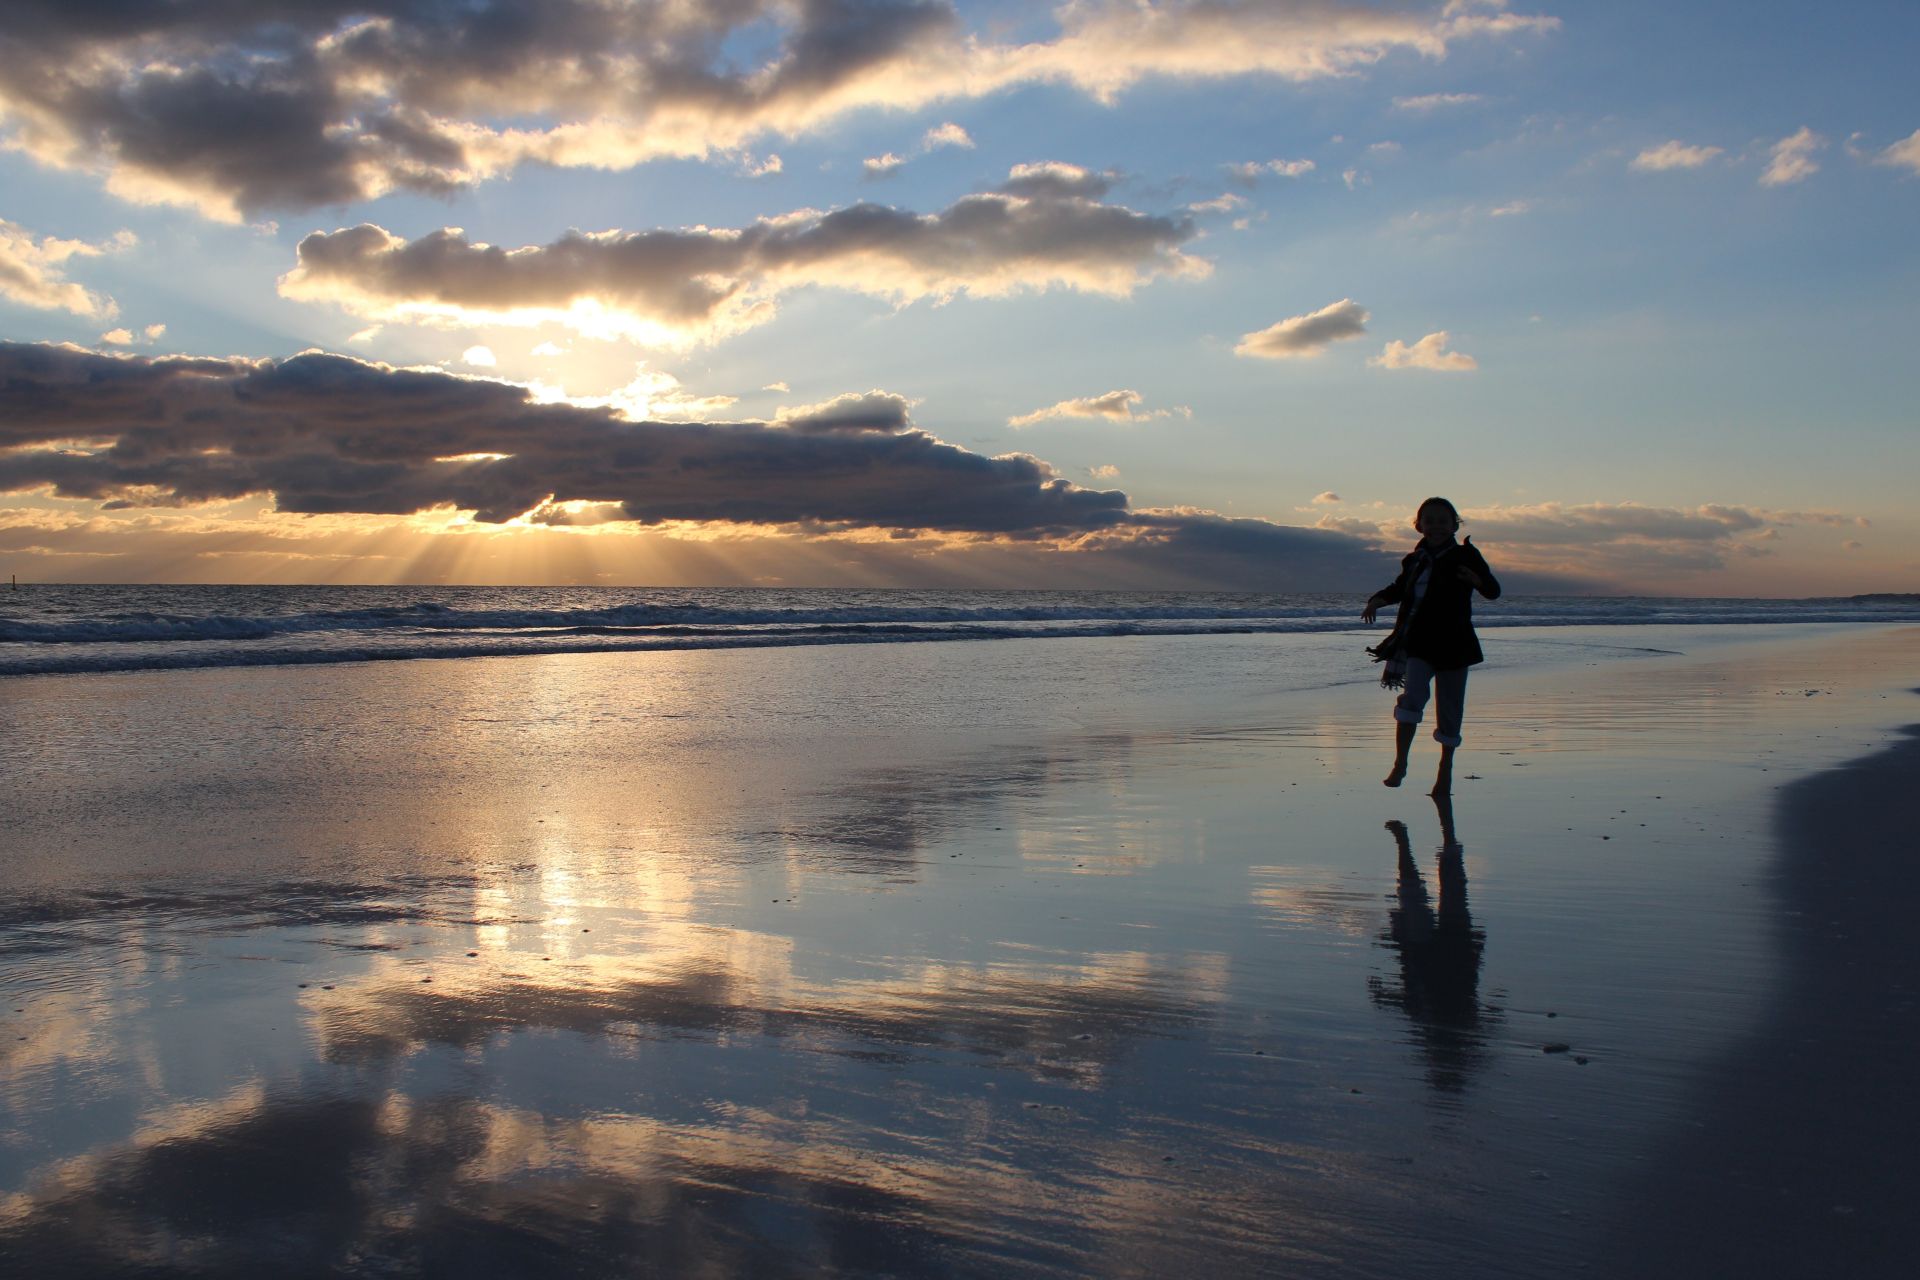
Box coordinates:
[1374,537,1501,671]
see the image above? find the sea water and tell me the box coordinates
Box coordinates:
[3,582,1915,677]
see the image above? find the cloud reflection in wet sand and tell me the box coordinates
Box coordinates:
[313,941,1224,1088]
[0,1069,1386,1278]
[0,1089,987,1277]
[0,875,1392,1277]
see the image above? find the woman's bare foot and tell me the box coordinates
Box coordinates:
[1429,772,1452,797]
[1384,761,1408,787]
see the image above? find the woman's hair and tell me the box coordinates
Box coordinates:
[1416,496,1461,528]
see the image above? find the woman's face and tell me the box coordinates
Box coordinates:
[1415,506,1459,540]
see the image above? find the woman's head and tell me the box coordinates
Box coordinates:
[1414,497,1461,539]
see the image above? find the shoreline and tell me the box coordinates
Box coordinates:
[1596,710,1920,1277]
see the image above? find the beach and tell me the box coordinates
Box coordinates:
[1,621,1914,1277]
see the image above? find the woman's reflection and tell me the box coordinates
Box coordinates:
[1367,795,1493,1095]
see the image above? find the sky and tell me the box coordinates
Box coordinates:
[1,0,1915,595]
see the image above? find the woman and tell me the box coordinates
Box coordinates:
[1361,497,1501,795]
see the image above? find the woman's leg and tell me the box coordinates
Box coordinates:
[1386,721,1416,787]
[1387,658,1436,786]
[1430,668,1468,795]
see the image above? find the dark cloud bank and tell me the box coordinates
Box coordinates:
[0,342,1390,589]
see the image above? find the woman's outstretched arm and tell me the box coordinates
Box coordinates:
[1459,540,1501,600]
[1361,572,1406,623]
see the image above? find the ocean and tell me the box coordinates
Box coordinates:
[3,583,1916,678]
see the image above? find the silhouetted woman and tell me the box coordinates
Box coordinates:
[1361,497,1500,794]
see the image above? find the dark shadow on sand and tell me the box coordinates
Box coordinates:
[1594,717,1920,1277]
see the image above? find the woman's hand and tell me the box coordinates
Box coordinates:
[1455,565,1484,591]
[1361,594,1383,624]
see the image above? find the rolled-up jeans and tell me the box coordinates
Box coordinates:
[1393,657,1468,747]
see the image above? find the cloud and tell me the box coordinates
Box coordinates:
[278,172,1207,347]
[1088,464,1121,480]
[1342,168,1368,189]
[774,390,916,434]
[0,2,1558,220]
[1451,500,1874,582]
[1314,513,1382,538]
[922,122,974,151]
[1874,129,1920,176]
[1020,0,1557,105]
[1758,509,1871,529]
[1187,193,1249,215]
[98,322,168,348]
[1008,389,1189,427]
[1761,127,1825,187]
[546,367,738,422]
[996,161,1115,200]
[1630,140,1723,172]
[1312,491,1341,504]
[1225,158,1315,184]
[0,220,131,318]
[1369,331,1476,371]
[1234,299,1370,360]
[460,345,496,368]
[1393,92,1483,110]
[1011,389,1143,427]
[864,121,976,178]
[1490,501,1760,541]
[1084,509,1399,588]
[741,153,784,177]
[1489,200,1531,216]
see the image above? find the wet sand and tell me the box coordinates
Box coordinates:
[0,625,1914,1276]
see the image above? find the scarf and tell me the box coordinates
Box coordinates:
[1368,542,1447,689]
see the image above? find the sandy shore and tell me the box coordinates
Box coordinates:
[0,624,1914,1276]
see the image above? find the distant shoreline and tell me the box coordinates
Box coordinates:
[2,581,1917,602]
